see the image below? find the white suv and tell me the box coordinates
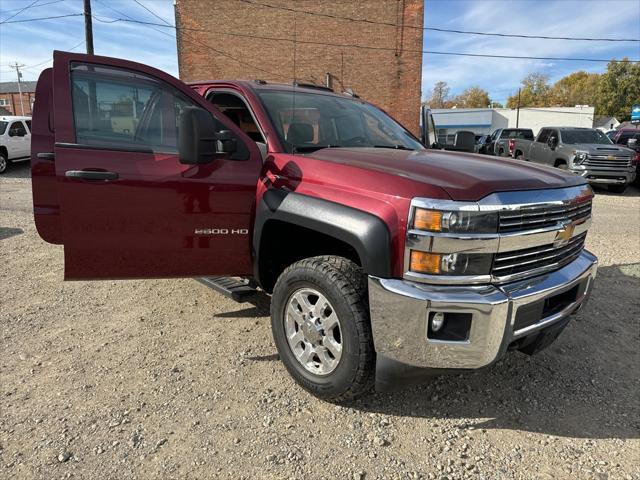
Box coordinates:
[0,116,32,174]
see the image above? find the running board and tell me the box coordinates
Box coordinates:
[196,277,258,302]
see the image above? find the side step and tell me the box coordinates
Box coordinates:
[196,276,258,303]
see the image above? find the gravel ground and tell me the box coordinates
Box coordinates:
[1,161,639,480]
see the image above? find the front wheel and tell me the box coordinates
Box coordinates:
[0,153,8,174]
[608,184,627,194]
[271,256,375,402]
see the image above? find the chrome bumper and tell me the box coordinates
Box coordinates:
[572,168,636,184]
[369,250,597,370]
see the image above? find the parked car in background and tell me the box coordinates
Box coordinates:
[0,115,32,174]
[474,134,490,154]
[512,127,637,193]
[609,128,640,184]
[485,128,535,157]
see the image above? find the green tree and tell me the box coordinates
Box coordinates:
[551,71,601,107]
[595,58,640,120]
[507,73,552,108]
[451,86,491,108]
[426,81,451,108]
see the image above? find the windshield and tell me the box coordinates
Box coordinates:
[0,121,7,135]
[561,129,612,145]
[258,91,424,152]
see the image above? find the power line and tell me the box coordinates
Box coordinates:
[0,0,39,24]
[21,40,86,70]
[91,3,288,80]
[236,0,640,43]
[132,0,171,25]
[0,0,65,15]
[94,16,640,64]
[1,13,83,24]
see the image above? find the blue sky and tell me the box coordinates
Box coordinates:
[1,0,639,105]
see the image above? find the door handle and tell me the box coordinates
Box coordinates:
[65,170,119,181]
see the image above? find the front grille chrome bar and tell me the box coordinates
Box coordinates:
[405,185,594,285]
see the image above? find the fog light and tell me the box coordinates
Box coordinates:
[431,312,445,332]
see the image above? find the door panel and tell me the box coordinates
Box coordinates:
[51,50,262,279]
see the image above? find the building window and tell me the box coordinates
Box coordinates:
[0,99,8,106]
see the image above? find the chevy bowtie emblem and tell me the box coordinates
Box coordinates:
[607,154,616,160]
[554,222,576,247]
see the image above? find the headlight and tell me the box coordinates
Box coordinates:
[409,251,493,276]
[413,208,498,233]
[573,152,588,165]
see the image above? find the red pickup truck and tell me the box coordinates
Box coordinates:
[30,52,598,401]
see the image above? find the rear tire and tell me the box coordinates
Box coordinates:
[0,153,8,174]
[271,256,375,402]
[607,184,627,194]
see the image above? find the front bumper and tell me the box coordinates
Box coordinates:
[572,167,636,185]
[369,250,597,371]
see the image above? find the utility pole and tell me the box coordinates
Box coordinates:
[10,62,25,116]
[84,0,94,55]
[516,88,521,128]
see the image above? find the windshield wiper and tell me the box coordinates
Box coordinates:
[372,144,415,151]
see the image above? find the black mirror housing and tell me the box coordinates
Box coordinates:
[548,136,558,149]
[179,106,217,165]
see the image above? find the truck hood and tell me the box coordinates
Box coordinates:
[304,148,586,201]
[566,144,635,155]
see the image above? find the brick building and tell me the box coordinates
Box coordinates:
[175,0,424,134]
[0,81,36,116]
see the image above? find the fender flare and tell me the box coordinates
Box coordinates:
[253,189,392,285]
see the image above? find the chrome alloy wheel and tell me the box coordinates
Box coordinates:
[284,288,343,375]
[0,156,6,173]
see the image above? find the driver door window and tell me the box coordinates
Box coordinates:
[71,63,193,152]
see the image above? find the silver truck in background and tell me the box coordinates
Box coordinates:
[485,128,534,157]
[512,127,637,193]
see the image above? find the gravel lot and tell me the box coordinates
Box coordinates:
[1,161,639,480]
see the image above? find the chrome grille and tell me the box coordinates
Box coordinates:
[492,232,587,280]
[499,200,592,233]
[584,154,632,169]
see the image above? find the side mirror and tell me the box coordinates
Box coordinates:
[179,107,217,164]
[628,138,638,148]
[214,130,238,155]
[548,136,558,149]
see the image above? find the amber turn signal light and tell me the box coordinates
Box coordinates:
[409,251,441,274]
[413,209,442,231]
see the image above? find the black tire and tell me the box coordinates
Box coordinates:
[516,153,525,160]
[0,153,8,174]
[607,184,627,194]
[271,256,375,402]
[556,162,568,170]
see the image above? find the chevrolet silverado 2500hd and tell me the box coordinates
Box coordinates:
[512,127,637,193]
[31,52,598,401]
